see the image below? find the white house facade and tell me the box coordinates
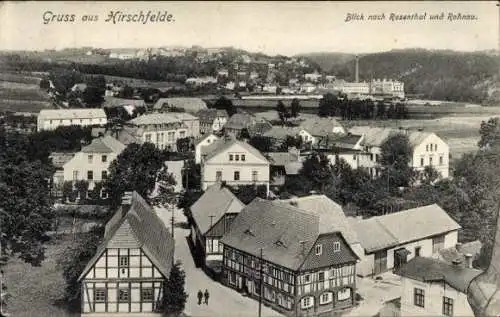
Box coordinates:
[37,108,107,131]
[195,134,220,164]
[129,113,189,151]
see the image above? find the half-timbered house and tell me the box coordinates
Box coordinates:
[78,191,175,316]
[220,198,359,317]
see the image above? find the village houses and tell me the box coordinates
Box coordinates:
[200,138,270,194]
[394,256,482,317]
[194,133,220,164]
[188,184,245,273]
[37,108,108,131]
[349,204,460,277]
[223,112,257,137]
[56,135,125,197]
[152,97,208,114]
[78,191,175,315]
[195,108,228,135]
[349,126,450,179]
[297,116,346,145]
[220,198,359,317]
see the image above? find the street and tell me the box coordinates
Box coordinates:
[155,205,284,317]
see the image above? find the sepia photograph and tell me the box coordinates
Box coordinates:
[0,1,499,316]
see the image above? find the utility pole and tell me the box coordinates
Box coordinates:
[258,247,263,317]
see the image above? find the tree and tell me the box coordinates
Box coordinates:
[276,100,288,123]
[420,166,441,184]
[478,117,500,149]
[120,85,135,99]
[161,261,188,316]
[379,133,415,189]
[62,181,74,202]
[318,93,338,117]
[153,167,177,207]
[57,225,104,311]
[213,96,237,116]
[105,143,165,207]
[249,136,273,153]
[89,181,104,201]
[74,180,89,201]
[237,128,250,140]
[300,152,334,193]
[176,137,192,153]
[290,98,301,118]
[281,135,303,151]
[82,86,104,107]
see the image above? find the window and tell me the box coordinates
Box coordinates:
[338,288,351,301]
[304,274,311,283]
[435,144,438,151]
[234,171,240,181]
[301,296,314,309]
[229,154,234,161]
[88,155,93,163]
[252,171,258,182]
[119,255,129,268]
[145,134,152,143]
[420,158,424,166]
[73,170,79,181]
[429,157,433,166]
[443,296,453,316]
[216,171,222,182]
[94,288,106,302]
[333,242,341,252]
[320,292,332,305]
[241,154,246,161]
[439,156,443,165]
[101,155,107,163]
[353,155,357,160]
[235,154,240,161]
[49,120,53,124]
[414,288,425,307]
[375,154,380,162]
[315,244,322,255]
[87,170,93,180]
[141,288,154,302]
[370,154,374,161]
[118,289,129,302]
[426,145,429,152]
[101,171,107,180]
[318,272,325,281]
[179,131,186,138]
[415,246,421,257]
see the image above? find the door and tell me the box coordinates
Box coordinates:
[374,250,387,275]
[394,248,410,270]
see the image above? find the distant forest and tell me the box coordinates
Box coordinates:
[302,49,500,104]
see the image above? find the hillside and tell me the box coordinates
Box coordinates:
[302,49,500,104]
[297,52,355,74]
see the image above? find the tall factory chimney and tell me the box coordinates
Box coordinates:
[355,55,359,83]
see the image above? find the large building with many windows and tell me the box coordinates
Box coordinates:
[37,108,107,131]
[220,198,359,317]
[78,191,175,315]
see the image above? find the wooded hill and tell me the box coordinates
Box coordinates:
[301,49,500,104]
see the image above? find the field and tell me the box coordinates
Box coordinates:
[4,234,80,317]
[0,72,52,113]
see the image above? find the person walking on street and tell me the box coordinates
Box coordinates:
[197,289,203,305]
[204,289,210,305]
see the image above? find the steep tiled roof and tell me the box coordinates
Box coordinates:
[153,97,207,113]
[265,152,299,166]
[190,184,245,234]
[263,126,300,139]
[248,121,273,137]
[279,195,360,245]
[38,108,106,120]
[394,256,482,293]
[351,204,461,253]
[196,109,228,124]
[439,240,482,266]
[81,135,126,154]
[348,126,433,148]
[78,192,175,281]
[195,134,220,146]
[224,113,256,130]
[103,96,146,108]
[113,126,143,145]
[221,199,356,270]
[129,113,183,126]
[204,139,269,163]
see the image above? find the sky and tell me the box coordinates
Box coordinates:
[0,1,498,56]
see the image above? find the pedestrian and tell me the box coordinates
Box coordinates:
[197,289,203,305]
[204,288,210,305]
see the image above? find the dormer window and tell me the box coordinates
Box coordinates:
[315,244,323,255]
[229,154,234,161]
[333,242,340,252]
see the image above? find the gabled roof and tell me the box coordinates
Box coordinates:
[103,96,146,108]
[113,126,143,145]
[195,133,220,146]
[348,126,435,148]
[394,256,482,293]
[49,152,75,169]
[204,139,269,164]
[221,199,357,271]
[195,109,228,123]
[129,113,184,126]
[153,97,208,113]
[248,121,273,137]
[38,108,107,120]
[351,204,461,253]
[190,184,245,234]
[265,152,299,166]
[224,113,256,130]
[299,117,344,136]
[279,195,360,245]
[78,192,175,281]
[263,126,301,139]
[81,135,126,154]
[439,240,482,266]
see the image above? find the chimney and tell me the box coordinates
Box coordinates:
[464,253,473,269]
[355,55,359,83]
[456,243,462,252]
